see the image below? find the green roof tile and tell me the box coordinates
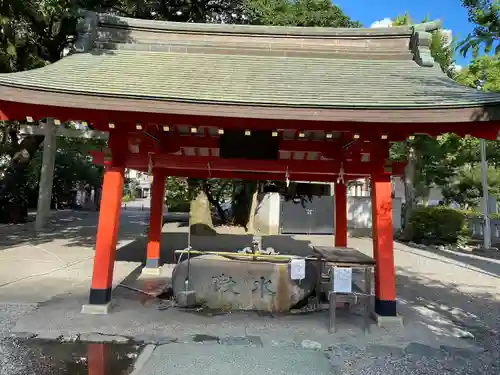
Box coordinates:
[1,50,499,108]
[1,11,499,110]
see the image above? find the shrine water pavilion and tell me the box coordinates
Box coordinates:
[1,11,500,320]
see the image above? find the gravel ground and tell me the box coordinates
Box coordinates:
[0,303,37,336]
[0,303,38,374]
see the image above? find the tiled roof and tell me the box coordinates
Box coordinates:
[0,10,499,111]
[1,50,499,108]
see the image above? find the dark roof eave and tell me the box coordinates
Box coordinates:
[1,81,500,110]
[1,85,500,124]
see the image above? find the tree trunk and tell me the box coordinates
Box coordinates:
[187,179,215,235]
[246,187,259,233]
[10,135,44,165]
[232,181,258,231]
[202,181,227,224]
[189,190,216,236]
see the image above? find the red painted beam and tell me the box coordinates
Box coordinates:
[162,135,347,153]
[90,152,338,180]
[132,133,387,161]
[90,151,406,176]
[4,100,500,140]
[165,169,344,182]
[157,135,374,156]
[149,154,406,175]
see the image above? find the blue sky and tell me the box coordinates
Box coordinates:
[335,0,472,67]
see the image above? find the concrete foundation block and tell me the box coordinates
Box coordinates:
[177,290,197,307]
[371,312,404,327]
[141,267,162,277]
[81,302,111,315]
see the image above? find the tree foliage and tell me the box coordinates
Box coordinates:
[455,54,500,91]
[459,0,499,56]
[243,0,360,27]
[437,53,500,208]
[0,0,80,73]
[442,166,500,209]
[80,0,245,23]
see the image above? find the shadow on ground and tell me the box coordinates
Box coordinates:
[0,209,149,251]
[397,243,500,279]
[395,267,500,357]
[115,232,316,265]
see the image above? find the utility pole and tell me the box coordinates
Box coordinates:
[35,120,57,230]
[480,138,491,249]
[477,73,491,249]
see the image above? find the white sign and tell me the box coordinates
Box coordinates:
[290,259,306,280]
[333,267,352,293]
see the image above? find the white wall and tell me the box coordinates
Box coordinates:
[347,196,402,230]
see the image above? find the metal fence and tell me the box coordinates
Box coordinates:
[468,218,500,245]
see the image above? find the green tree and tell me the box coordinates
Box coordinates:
[438,54,500,207]
[243,0,361,27]
[455,54,500,91]
[442,165,500,209]
[389,13,461,234]
[0,0,85,220]
[459,0,499,56]
[166,177,190,206]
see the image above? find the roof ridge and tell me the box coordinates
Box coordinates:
[78,9,441,38]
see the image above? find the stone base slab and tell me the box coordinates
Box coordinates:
[371,312,404,327]
[81,302,111,315]
[141,267,162,277]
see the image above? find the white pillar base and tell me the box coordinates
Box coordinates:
[81,302,112,315]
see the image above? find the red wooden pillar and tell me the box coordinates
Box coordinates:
[85,134,125,312]
[371,173,397,316]
[334,182,347,247]
[0,107,8,121]
[87,343,107,375]
[145,169,166,270]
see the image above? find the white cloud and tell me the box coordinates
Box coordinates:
[370,18,393,28]
[451,63,463,72]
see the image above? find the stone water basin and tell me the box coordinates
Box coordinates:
[171,254,317,312]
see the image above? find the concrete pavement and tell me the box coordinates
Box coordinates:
[0,207,148,303]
